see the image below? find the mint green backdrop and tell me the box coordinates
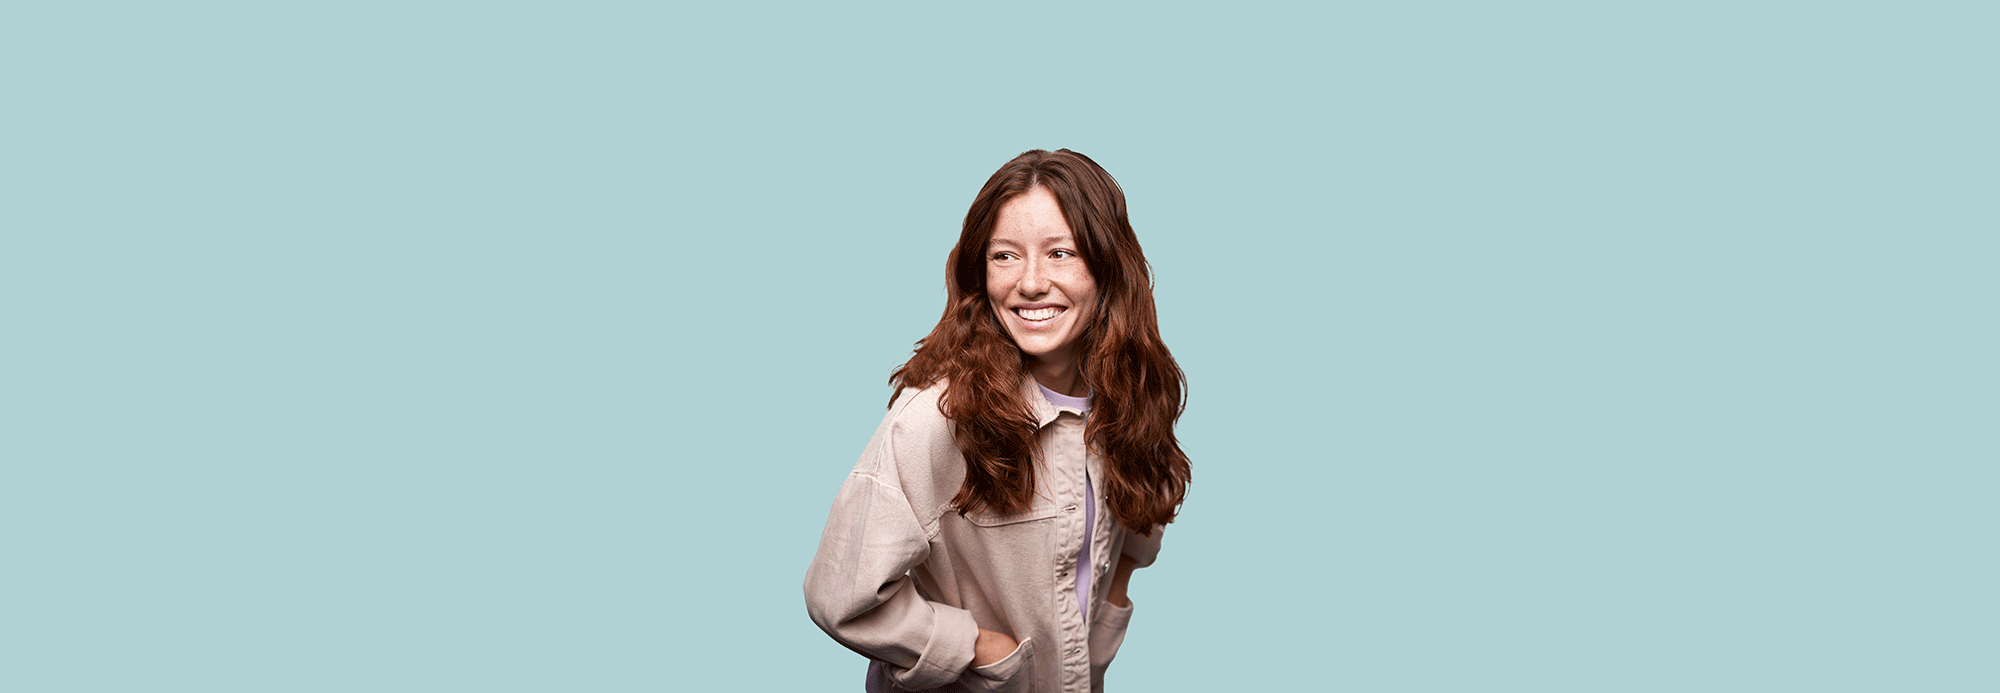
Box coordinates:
[5,2,1993,691]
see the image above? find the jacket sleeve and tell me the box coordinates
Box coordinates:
[804,463,978,690]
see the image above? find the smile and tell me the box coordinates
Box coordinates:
[1013,306,1066,322]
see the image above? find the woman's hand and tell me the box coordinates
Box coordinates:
[972,627,1020,667]
[1107,555,1139,607]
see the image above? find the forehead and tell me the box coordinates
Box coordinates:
[988,187,1073,245]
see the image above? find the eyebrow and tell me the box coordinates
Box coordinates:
[987,234,1076,248]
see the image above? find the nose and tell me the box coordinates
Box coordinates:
[1017,256,1051,298]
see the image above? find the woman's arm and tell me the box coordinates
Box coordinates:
[1106,554,1139,607]
[804,471,980,690]
[1109,524,1164,608]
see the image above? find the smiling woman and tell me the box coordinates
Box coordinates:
[805,149,1191,693]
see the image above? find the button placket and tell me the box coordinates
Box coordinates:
[1027,389,1113,693]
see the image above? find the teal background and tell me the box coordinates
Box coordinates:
[4,2,1994,691]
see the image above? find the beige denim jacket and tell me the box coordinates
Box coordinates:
[805,379,1164,693]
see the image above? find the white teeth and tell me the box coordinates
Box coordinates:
[1016,307,1064,321]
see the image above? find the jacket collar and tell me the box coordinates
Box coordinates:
[1022,376,1087,428]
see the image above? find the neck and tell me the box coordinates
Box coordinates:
[1029,356,1086,398]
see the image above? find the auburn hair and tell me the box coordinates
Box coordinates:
[889,149,1190,534]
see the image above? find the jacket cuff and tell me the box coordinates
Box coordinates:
[890,602,978,690]
[1122,525,1164,569]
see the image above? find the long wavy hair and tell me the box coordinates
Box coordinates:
[889,149,1190,534]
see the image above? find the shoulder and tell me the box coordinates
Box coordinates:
[853,380,963,509]
[885,379,951,431]
[879,381,959,468]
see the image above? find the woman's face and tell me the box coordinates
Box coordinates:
[985,186,1099,370]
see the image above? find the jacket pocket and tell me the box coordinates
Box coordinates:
[942,505,1060,600]
[1087,600,1133,690]
[962,637,1035,693]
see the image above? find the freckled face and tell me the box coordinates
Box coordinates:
[986,187,1098,370]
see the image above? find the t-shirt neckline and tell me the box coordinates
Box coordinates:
[1035,380,1091,412]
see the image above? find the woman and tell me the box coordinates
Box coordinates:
[805,149,1191,693]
